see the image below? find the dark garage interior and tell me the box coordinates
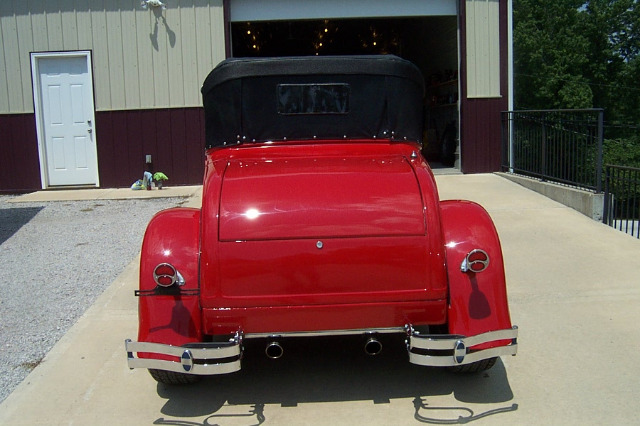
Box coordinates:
[231,17,460,166]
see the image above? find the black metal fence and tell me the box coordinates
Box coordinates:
[501,109,604,192]
[603,165,640,239]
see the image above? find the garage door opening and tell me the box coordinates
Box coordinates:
[230,17,460,167]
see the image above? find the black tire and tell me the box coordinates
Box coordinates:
[148,369,201,385]
[448,357,497,374]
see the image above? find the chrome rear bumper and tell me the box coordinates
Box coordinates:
[407,325,518,367]
[125,325,518,375]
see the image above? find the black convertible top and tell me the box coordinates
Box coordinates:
[201,55,425,149]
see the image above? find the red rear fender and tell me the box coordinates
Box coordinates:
[440,200,513,345]
[138,208,202,347]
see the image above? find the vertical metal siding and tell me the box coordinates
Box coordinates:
[0,2,23,112]
[180,6,199,107]
[0,10,9,113]
[14,2,36,113]
[150,7,171,108]
[122,2,141,108]
[135,4,155,107]
[89,2,111,109]
[0,0,225,114]
[46,4,64,50]
[465,0,501,98]
[106,6,126,109]
[460,0,508,173]
[75,4,94,52]
[61,1,80,50]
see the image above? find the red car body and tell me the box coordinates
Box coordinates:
[126,56,517,384]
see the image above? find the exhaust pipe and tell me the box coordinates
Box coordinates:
[364,337,382,356]
[265,341,284,359]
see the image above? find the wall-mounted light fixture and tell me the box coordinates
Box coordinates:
[141,0,166,9]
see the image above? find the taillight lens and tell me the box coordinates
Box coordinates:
[153,263,181,287]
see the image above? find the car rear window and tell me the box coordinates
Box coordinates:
[277,83,350,115]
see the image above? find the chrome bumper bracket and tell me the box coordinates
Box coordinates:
[406,325,518,367]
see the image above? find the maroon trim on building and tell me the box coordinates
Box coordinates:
[95,107,206,188]
[0,113,41,193]
[460,97,506,173]
[458,0,509,173]
[0,107,206,193]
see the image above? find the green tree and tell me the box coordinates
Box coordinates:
[579,0,640,123]
[514,0,640,121]
[514,0,592,109]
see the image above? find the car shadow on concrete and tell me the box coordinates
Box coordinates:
[153,335,517,425]
[0,206,43,245]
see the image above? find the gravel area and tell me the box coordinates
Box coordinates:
[0,195,188,404]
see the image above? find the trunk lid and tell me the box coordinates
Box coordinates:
[219,156,425,240]
[205,154,437,308]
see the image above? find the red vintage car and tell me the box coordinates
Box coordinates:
[126,55,518,385]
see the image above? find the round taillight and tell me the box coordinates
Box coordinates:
[154,263,179,287]
[460,249,490,273]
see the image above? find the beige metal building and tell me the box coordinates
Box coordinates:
[0,0,510,191]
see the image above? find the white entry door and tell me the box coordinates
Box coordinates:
[32,52,99,187]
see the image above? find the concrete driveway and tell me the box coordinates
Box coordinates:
[1,174,639,425]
